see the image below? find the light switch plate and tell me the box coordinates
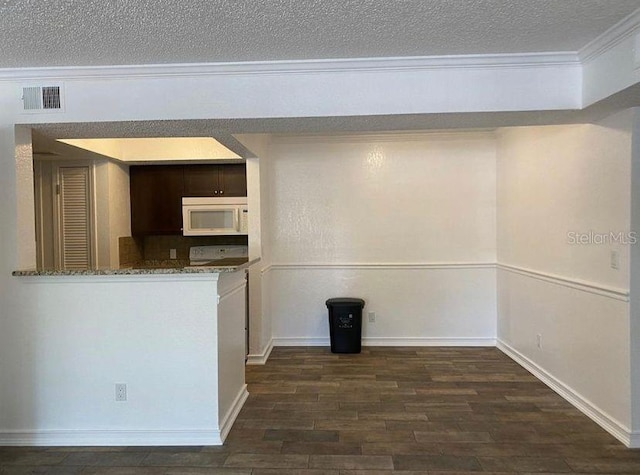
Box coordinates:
[611,250,620,270]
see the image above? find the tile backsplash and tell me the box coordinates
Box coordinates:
[118,236,144,267]
[119,235,248,267]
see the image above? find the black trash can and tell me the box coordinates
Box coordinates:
[326,298,365,354]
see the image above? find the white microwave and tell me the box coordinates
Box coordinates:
[182,197,248,236]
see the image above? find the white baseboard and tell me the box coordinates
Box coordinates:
[0,429,223,447]
[0,385,249,447]
[273,337,330,346]
[629,432,640,449]
[497,339,636,448]
[273,337,496,347]
[364,337,496,346]
[246,339,274,365]
[218,384,249,444]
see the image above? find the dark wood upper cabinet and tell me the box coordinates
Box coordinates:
[219,164,248,197]
[183,164,219,196]
[130,165,184,235]
[130,163,247,236]
[183,164,247,197]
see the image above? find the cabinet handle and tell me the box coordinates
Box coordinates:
[214,190,219,194]
[220,190,224,194]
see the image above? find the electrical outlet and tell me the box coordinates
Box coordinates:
[169,248,177,260]
[536,334,542,350]
[115,383,127,401]
[368,311,376,323]
[610,250,619,270]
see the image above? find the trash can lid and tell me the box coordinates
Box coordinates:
[326,297,365,308]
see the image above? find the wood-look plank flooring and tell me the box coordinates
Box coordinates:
[2,346,640,474]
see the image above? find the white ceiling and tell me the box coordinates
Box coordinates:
[2,0,640,68]
[58,138,241,162]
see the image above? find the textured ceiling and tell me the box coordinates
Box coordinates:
[1,0,640,68]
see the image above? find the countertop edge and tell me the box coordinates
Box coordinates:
[12,258,261,277]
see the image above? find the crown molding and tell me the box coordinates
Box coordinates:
[6,7,640,83]
[0,52,580,82]
[579,7,640,63]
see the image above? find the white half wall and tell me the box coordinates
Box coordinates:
[496,110,635,445]
[266,133,497,345]
[0,274,223,445]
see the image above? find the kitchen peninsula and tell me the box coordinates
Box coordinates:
[10,260,256,446]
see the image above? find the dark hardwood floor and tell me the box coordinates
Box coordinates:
[2,346,640,474]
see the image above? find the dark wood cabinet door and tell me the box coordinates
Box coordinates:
[183,164,247,197]
[220,164,247,197]
[130,166,184,235]
[183,165,221,196]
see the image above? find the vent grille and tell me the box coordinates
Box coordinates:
[42,86,61,109]
[22,85,62,111]
[22,86,42,110]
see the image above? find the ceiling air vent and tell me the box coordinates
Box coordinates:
[22,85,62,111]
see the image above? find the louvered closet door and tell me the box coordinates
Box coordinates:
[57,166,92,269]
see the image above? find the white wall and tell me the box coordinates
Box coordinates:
[216,271,250,440]
[235,134,274,362]
[33,158,129,270]
[15,126,36,270]
[497,118,632,287]
[259,138,274,357]
[629,110,640,444]
[107,161,131,268]
[84,154,131,269]
[266,133,497,345]
[0,275,223,445]
[94,160,110,267]
[496,110,634,445]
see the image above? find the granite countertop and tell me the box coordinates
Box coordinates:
[12,258,258,277]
